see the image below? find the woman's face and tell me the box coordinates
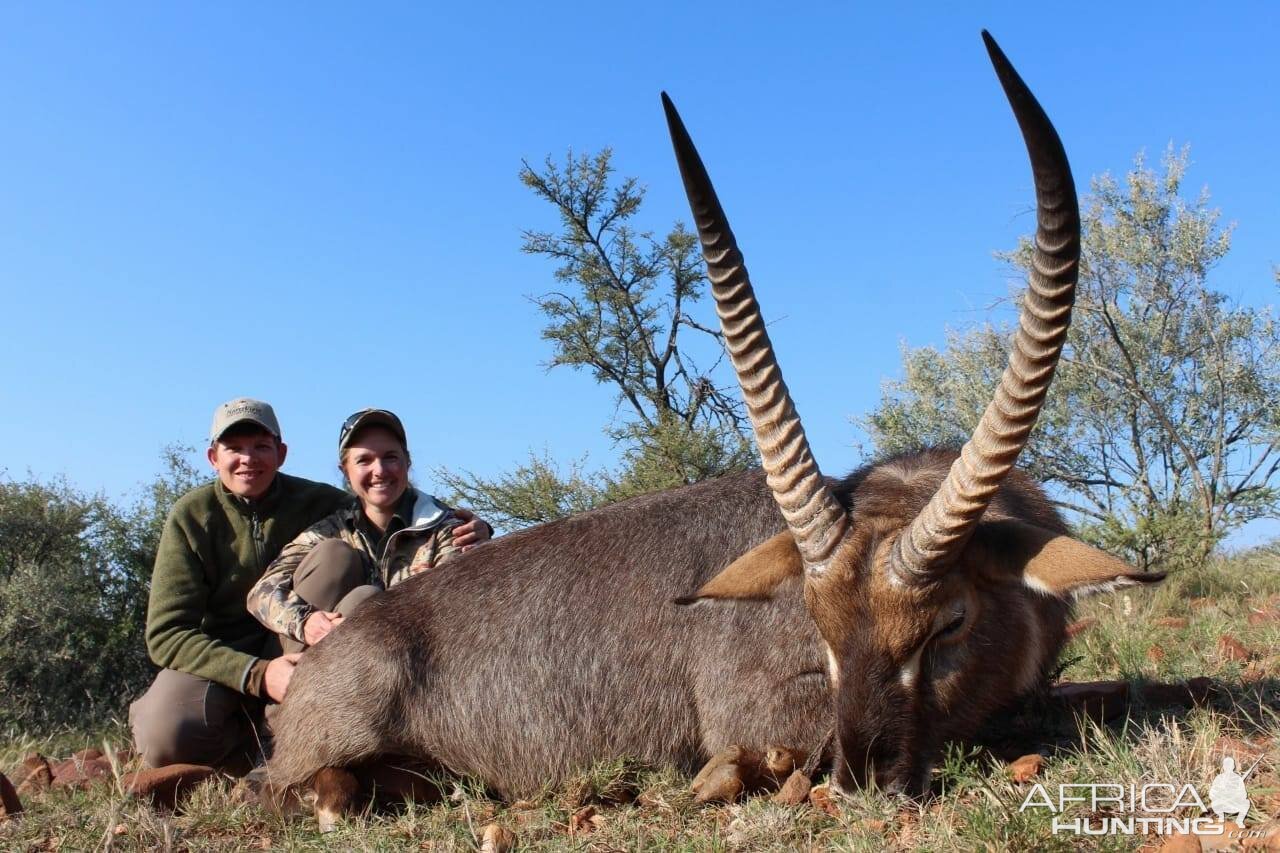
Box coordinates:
[342,426,410,514]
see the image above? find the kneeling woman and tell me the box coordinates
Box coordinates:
[247,408,490,657]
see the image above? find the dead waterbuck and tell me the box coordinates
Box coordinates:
[265,32,1161,824]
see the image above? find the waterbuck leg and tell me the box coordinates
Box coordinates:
[312,766,359,833]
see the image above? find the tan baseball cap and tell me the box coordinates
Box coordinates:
[209,398,282,443]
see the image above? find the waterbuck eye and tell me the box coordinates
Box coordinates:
[934,605,967,641]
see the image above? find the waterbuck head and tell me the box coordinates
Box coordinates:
[666,32,1163,795]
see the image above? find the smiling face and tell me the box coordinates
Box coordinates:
[340,425,410,515]
[206,425,287,499]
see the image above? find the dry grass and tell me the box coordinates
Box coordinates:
[3,546,1277,851]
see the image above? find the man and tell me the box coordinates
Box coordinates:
[129,398,489,769]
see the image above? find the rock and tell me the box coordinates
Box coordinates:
[1217,634,1253,662]
[809,783,840,817]
[772,770,812,806]
[51,756,113,790]
[1067,617,1099,638]
[0,771,22,820]
[1050,680,1130,722]
[1155,616,1190,629]
[1240,821,1280,850]
[1008,754,1045,782]
[479,823,516,853]
[1157,832,1202,852]
[72,748,104,763]
[122,764,217,810]
[15,753,52,795]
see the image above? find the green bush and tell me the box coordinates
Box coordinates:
[0,449,202,734]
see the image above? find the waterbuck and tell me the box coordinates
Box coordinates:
[265,32,1161,817]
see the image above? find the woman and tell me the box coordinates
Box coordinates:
[247,408,490,654]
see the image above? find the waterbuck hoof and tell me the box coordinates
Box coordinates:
[693,763,745,804]
[691,745,761,794]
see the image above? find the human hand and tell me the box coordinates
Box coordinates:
[265,652,303,702]
[452,508,493,551]
[304,610,344,646]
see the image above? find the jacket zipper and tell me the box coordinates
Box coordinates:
[250,510,265,571]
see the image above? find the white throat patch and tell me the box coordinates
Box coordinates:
[899,645,924,689]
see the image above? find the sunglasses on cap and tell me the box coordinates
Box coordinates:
[338,408,407,452]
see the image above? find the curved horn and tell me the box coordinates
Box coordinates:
[662,93,848,574]
[891,31,1080,583]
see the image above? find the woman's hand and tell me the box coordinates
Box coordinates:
[452,508,493,551]
[265,652,303,702]
[304,610,344,646]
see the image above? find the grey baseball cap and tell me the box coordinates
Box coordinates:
[209,398,282,443]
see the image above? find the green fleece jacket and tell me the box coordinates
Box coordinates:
[145,473,350,695]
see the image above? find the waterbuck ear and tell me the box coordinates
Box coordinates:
[979,520,1165,600]
[674,532,803,604]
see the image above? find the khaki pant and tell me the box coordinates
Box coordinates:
[131,540,381,769]
[128,668,265,771]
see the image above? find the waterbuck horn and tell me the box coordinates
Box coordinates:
[662,93,848,575]
[890,31,1080,584]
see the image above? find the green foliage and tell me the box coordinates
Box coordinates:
[601,413,755,505]
[0,476,99,584]
[434,450,607,531]
[0,447,203,733]
[866,147,1280,569]
[439,150,756,528]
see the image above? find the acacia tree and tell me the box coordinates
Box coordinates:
[865,147,1280,569]
[437,150,755,529]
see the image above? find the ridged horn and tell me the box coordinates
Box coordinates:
[891,31,1080,583]
[662,93,848,574]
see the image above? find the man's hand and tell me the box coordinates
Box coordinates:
[304,610,344,646]
[265,652,303,703]
[452,508,493,552]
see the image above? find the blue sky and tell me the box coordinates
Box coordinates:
[1,4,1276,542]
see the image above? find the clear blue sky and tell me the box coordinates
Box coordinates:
[1,4,1276,542]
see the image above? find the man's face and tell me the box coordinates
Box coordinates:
[206,428,287,499]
